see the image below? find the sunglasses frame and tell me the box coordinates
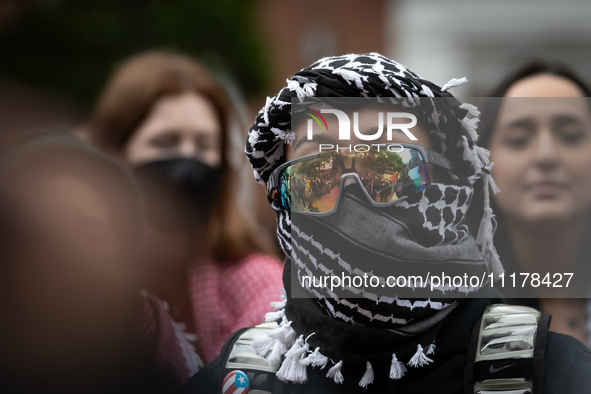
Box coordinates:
[267,143,457,216]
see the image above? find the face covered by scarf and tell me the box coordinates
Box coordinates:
[245,53,502,387]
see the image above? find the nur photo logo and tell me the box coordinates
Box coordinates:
[306,108,418,142]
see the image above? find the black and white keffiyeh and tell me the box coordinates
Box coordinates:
[246,52,500,273]
[245,53,503,388]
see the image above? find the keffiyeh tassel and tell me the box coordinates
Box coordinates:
[252,319,289,350]
[407,344,433,367]
[283,322,298,346]
[459,102,481,118]
[251,332,275,357]
[265,309,285,323]
[252,319,297,365]
[441,77,468,92]
[460,136,475,163]
[426,341,436,355]
[475,146,491,166]
[277,336,310,383]
[477,163,504,277]
[267,341,288,368]
[326,360,345,384]
[389,354,407,380]
[270,288,287,311]
[358,361,374,389]
[301,347,329,369]
[461,116,480,142]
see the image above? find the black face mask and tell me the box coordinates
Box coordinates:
[288,182,482,328]
[135,157,222,200]
[133,157,223,230]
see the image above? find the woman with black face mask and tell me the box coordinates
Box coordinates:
[89,51,283,367]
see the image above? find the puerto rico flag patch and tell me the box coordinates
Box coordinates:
[222,370,249,394]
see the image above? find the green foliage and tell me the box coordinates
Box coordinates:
[368,150,404,172]
[0,0,269,106]
[294,151,341,178]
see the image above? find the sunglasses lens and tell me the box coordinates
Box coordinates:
[277,166,292,210]
[356,148,429,203]
[278,147,430,213]
[279,152,343,213]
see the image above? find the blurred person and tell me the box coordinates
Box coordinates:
[0,130,201,393]
[480,61,591,345]
[181,54,591,393]
[89,50,283,363]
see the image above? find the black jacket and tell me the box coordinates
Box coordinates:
[180,298,591,393]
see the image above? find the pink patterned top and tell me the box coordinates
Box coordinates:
[140,253,283,390]
[189,253,284,363]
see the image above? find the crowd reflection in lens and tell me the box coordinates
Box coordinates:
[284,147,428,213]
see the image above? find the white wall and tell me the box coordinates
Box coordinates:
[388,0,591,96]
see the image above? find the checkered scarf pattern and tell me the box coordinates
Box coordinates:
[246,53,504,388]
[245,52,502,275]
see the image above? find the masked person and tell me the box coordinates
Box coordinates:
[181,53,591,393]
[89,51,283,365]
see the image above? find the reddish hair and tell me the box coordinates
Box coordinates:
[90,50,275,260]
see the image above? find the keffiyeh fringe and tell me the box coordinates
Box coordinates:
[457,102,504,278]
[254,291,438,388]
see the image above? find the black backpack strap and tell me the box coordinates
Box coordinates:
[466,304,551,394]
[464,310,482,394]
[533,313,551,394]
